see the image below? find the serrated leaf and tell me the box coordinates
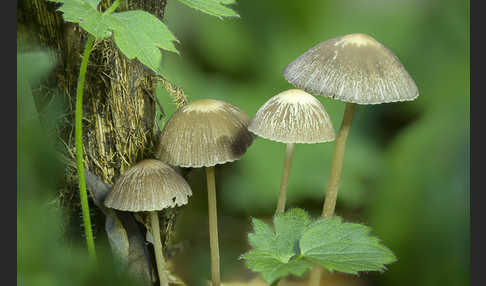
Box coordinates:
[247,218,275,251]
[49,1,179,73]
[300,217,397,274]
[107,10,179,73]
[48,0,111,38]
[177,0,239,18]
[242,208,313,284]
[273,208,311,261]
[243,209,397,283]
[248,208,311,262]
[242,250,312,284]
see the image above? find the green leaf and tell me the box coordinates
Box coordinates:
[107,10,179,73]
[242,209,397,283]
[242,250,313,284]
[85,0,101,9]
[248,208,311,261]
[49,0,112,38]
[49,1,179,73]
[247,218,275,251]
[300,217,397,274]
[242,208,313,284]
[273,208,311,261]
[177,0,239,18]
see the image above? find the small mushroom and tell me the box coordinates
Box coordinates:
[283,33,419,218]
[104,159,192,286]
[248,89,335,213]
[157,98,254,286]
[283,33,418,105]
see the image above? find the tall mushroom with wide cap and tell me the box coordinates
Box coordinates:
[104,159,192,286]
[248,89,335,214]
[283,33,419,285]
[157,98,254,286]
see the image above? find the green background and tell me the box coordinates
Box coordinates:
[18,0,469,285]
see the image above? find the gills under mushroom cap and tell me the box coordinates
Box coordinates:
[283,33,419,104]
[104,159,192,212]
[248,89,335,144]
[158,99,254,168]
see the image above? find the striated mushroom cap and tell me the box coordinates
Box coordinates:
[104,159,192,212]
[283,33,419,104]
[248,89,335,144]
[158,99,254,168]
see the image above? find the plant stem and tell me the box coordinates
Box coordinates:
[206,166,221,286]
[103,0,122,15]
[150,211,169,286]
[75,35,96,260]
[321,102,356,218]
[276,143,295,213]
[74,0,123,261]
[308,102,356,286]
[74,0,125,261]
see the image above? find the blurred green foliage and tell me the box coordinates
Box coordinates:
[18,0,469,285]
[18,51,145,286]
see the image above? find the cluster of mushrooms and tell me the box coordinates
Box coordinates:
[102,33,418,286]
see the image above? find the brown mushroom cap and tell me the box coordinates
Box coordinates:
[248,89,335,144]
[104,159,192,212]
[283,33,419,104]
[158,99,254,168]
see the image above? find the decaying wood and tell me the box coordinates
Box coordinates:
[17,0,180,257]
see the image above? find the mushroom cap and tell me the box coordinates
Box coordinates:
[158,99,254,168]
[104,159,192,212]
[283,33,419,104]
[248,89,335,144]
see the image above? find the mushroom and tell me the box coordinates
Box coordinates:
[104,159,192,286]
[157,98,254,286]
[283,33,419,218]
[248,89,335,213]
[283,33,419,286]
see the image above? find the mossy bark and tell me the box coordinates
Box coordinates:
[17,0,175,248]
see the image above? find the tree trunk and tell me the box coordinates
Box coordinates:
[17,0,175,249]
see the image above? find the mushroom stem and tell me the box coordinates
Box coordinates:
[150,211,169,286]
[276,143,295,213]
[321,102,356,218]
[308,266,327,286]
[206,166,221,286]
[308,103,356,286]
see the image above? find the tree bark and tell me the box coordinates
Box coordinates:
[17,0,175,248]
